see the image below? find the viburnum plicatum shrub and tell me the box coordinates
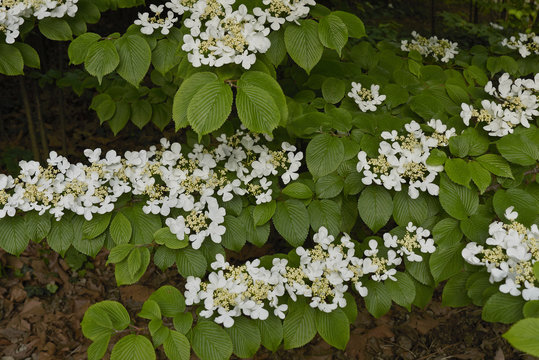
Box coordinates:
[1,0,539,358]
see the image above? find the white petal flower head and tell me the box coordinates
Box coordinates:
[504,206,518,221]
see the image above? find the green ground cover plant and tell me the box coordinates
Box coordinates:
[0,0,538,358]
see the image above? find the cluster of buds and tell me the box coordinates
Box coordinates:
[347,82,386,112]
[356,120,456,199]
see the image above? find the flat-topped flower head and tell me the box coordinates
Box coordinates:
[401,31,459,63]
[347,82,386,112]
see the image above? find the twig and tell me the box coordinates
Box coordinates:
[18,77,40,161]
[33,82,49,157]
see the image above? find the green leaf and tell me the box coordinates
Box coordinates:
[115,35,151,87]
[342,293,358,323]
[482,293,524,324]
[152,39,182,75]
[0,216,30,255]
[13,43,40,69]
[154,246,176,271]
[429,243,465,284]
[385,272,416,311]
[445,84,468,104]
[273,199,310,247]
[47,217,74,255]
[315,173,344,199]
[284,20,323,74]
[256,315,283,352]
[191,321,233,360]
[475,154,513,179]
[82,301,130,341]
[392,191,428,227]
[225,317,261,358]
[410,94,444,119]
[87,335,110,360]
[164,331,190,360]
[154,227,188,249]
[282,182,313,199]
[236,81,279,134]
[442,271,472,307]
[283,298,316,349]
[131,99,152,129]
[176,247,207,277]
[497,133,539,165]
[0,44,24,75]
[364,280,392,318]
[111,334,155,360]
[38,18,73,41]
[221,215,246,252]
[83,213,111,239]
[74,232,106,257]
[464,65,488,86]
[432,218,462,246]
[357,186,393,233]
[332,11,366,38]
[321,77,345,104]
[173,312,193,334]
[108,101,131,134]
[85,40,120,83]
[238,71,288,127]
[266,30,286,66]
[24,211,51,242]
[468,161,492,193]
[444,158,471,187]
[68,33,101,65]
[439,174,478,220]
[115,247,150,285]
[318,14,348,55]
[524,301,539,318]
[149,285,186,316]
[107,244,134,264]
[315,308,350,350]
[503,318,539,356]
[383,84,408,108]
[173,72,218,129]
[121,203,161,244]
[110,212,133,245]
[306,134,344,178]
[187,79,233,135]
[253,200,276,226]
[138,299,161,320]
[308,199,341,237]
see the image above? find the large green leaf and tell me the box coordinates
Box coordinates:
[176,247,207,277]
[111,334,155,360]
[84,40,120,83]
[81,301,130,341]
[318,14,348,55]
[152,39,182,75]
[225,317,261,358]
[496,133,539,166]
[38,18,73,41]
[283,299,316,349]
[385,272,416,310]
[273,199,310,247]
[357,186,393,233]
[68,33,101,65]
[191,321,233,360]
[173,72,218,129]
[0,216,30,255]
[306,134,344,178]
[284,20,323,74]
[315,308,350,350]
[149,285,186,316]
[504,318,539,356]
[163,331,190,360]
[438,174,478,220]
[429,243,465,284]
[308,199,340,237]
[0,44,24,75]
[392,191,428,226]
[256,315,283,352]
[187,79,233,135]
[13,43,40,69]
[332,11,366,38]
[236,81,280,134]
[115,35,151,87]
[482,293,524,324]
[364,280,392,318]
[109,212,133,245]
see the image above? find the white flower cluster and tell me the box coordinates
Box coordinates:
[400,31,459,63]
[0,129,302,249]
[135,0,315,69]
[501,32,539,58]
[462,207,539,301]
[184,224,435,327]
[0,0,78,44]
[347,82,386,112]
[356,120,456,199]
[460,73,539,137]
